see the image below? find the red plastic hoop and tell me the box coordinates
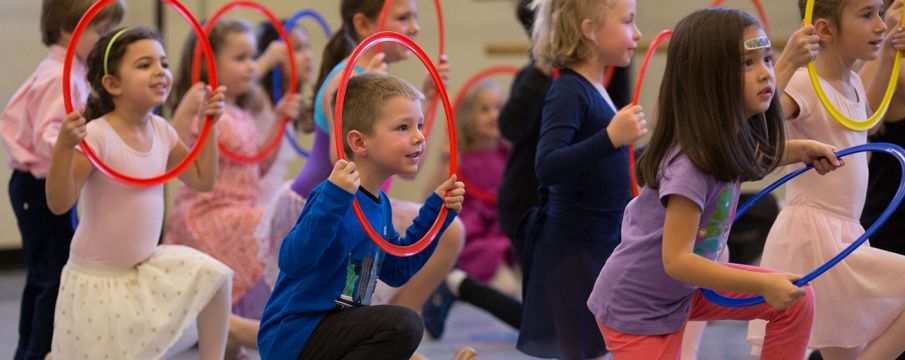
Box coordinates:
[630,29,673,197]
[451,65,519,205]
[334,31,457,257]
[191,0,298,163]
[709,0,770,34]
[63,0,218,187]
[376,0,446,140]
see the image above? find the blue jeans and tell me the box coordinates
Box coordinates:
[9,170,73,360]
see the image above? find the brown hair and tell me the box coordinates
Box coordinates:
[455,80,503,149]
[41,0,125,47]
[170,17,255,112]
[530,0,616,68]
[798,0,847,26]
[637,8,786,187]
[84,27,163,120]
[334,72,423,157]
[315,0,385,94]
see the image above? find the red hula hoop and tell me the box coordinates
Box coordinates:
[630,29,673,197]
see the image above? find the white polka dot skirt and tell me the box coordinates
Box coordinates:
[51,245,232,359]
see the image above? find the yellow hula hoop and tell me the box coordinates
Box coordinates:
[804,0,903,131]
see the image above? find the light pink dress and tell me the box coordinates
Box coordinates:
[748,69,905,349]
[54,116,231,358]
[164,105,266,311]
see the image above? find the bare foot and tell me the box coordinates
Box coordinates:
[452,347,478,360]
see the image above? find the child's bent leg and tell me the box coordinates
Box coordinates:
[680,321,707,360]
[388,200,465,310]
[596,322,685,360]
[688,263,814,360]
[856,304,905,359]
[197,280,231,360]
[297,305,424,360]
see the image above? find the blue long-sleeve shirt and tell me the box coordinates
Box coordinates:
[534,68,630,229]
[257,180,456,358]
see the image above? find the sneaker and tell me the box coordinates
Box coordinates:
[422,282,456,339]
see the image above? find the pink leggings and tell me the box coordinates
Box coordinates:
[598,264,814,360]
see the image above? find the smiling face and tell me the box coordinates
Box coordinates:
[589,0,641,66]
[109,39,172,110]
[358,95,426,176]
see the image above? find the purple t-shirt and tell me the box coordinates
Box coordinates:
[587,151,740,335]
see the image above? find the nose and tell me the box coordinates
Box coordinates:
[410,18,421,37]
[413,128,425,145]
[633,23,642,41]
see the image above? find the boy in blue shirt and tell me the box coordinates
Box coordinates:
[258,72,465,359]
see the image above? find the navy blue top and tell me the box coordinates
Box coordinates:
[257,181,456,359]
[535,68,630,229]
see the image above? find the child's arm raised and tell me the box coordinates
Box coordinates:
[381,176,464,286]
[279,160,359,276]
[170,84,226,192]
[865,0,905,113]
[775,25,819,120]
[46,110,94,215]
[661,195,806,310]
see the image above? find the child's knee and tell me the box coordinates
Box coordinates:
[440,217,465,253]
[385,306,424,349]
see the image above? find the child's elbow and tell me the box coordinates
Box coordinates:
[47,198,69,216]
[662,255,685,281]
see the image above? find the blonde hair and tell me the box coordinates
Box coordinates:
[531,0,616,68]
[334,73,424,157]
[455,80,503,149]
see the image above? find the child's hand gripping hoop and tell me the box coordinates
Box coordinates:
[630,29,673,197]
[334,31,458,257]
[451,65,520,205]
[803,0,903,131]
[377,0,446,141]
[709,0,770,34]
[63,0,218,187]
[276,9,333,158]
[702,143,905,307]
[191,0,298,163]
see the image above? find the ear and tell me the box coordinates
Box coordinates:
[101,74,123,97]
[580,18,597,43]
[813,18,835,43]
[351,12,376,40]
[347,129,368,157]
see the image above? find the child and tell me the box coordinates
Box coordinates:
[44,26,232,359]
[517,0,646,358]
[586,8,842,359]
[450,79,512,284]
[254,0,467,315]
[253,20,315,207]
[748,0,905,358]
[0,1,123,358]
[257,72,465,359]
[163,17,301,356]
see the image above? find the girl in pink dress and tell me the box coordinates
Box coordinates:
[45,27,232,359]
[451,79,514,284]
[748,1,905,358]
[164,17,300,356]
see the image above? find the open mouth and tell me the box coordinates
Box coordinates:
[869,39,883,47]
[758,86,773,96]
[405,151,422,160]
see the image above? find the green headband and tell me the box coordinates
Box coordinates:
[104,27,132,75]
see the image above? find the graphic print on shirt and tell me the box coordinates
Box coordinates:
[693,184,740,260]
[336,223,388,308]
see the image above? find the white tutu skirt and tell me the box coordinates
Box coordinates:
[748,205,905,350]
[52,245,232,359]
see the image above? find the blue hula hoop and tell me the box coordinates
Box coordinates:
[70,200,79,230]
[701,142,905,307]
[274,9,332,158]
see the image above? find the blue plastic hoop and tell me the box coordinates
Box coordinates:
[274,9,332,158]
[701,143,905,307]
[70,201,79,230]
